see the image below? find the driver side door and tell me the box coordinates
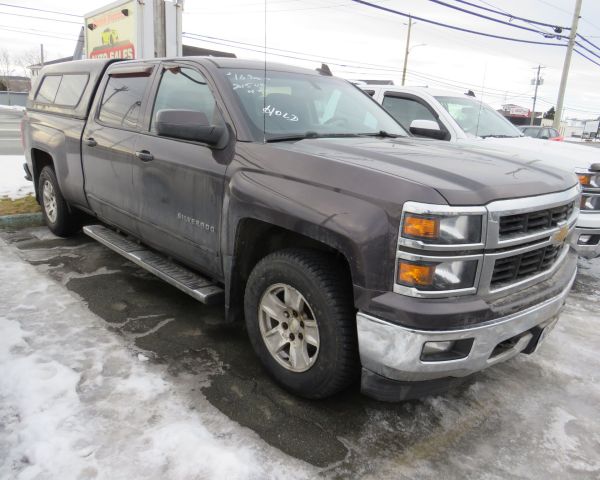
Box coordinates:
[132,63,229,277]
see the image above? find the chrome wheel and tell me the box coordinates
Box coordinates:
[42,180,58,224]
[258,283,320,372]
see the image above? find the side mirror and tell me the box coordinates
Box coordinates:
[409,119,446,140]
[155,109,227,146]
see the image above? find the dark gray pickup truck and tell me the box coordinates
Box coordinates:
[22,57,580,401]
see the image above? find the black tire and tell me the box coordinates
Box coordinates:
[38,166,80,237]
[244,248,359,399]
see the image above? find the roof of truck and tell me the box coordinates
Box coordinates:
[364,85,472,98]
[185,56,322,75]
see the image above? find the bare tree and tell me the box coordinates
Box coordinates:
[17,49,43,78]
[0,49,11,92]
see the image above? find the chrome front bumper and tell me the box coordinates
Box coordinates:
[357,269,576,382]
[572,212,600,258]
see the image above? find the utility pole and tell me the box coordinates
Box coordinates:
[153,0,166,57]
[530,65,545,126]
[401,16,413,86]
[40,44,44,67]
[553,0,583,130]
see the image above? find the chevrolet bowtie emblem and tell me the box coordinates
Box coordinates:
[553,224,569,244]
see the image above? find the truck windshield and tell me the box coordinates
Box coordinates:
[435,96,523,139]
[222,69,407,141]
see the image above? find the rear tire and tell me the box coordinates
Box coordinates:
[38,166,80,237]
[244,248,359,399]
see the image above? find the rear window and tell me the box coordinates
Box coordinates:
[36,75,62,104]
[98,74,150,130]
[54,74,89,107]
[35,73,89,107]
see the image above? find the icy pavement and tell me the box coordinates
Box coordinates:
[0,238,316,480]
[0,155,34,199]
[0,228,600,479]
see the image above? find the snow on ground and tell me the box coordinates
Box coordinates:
[0,105,25,113]
[0,155,34,199]
[0,239,316,480]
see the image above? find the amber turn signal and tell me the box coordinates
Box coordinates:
[578,174,591,186]
[402,214,440,240]
[397,261,435,287]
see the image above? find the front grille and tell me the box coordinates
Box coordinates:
[499,202,574,238]
[491,244,562,287]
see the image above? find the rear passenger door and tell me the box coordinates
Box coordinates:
[132,62,229,277]
[82,64,154,233]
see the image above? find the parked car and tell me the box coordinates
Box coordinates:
[22,58,579,402]
[519,126,564,141]
[365,85,600,258]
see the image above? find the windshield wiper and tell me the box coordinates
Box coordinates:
[480,134,519,138]
[266,132,362,142]
[358,130,401,138]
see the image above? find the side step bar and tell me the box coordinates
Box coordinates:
[83,225,224,305]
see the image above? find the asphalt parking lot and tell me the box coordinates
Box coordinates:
[1,223,599,478]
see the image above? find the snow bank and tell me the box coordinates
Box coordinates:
[0,105,25,113]
[0,155,35,199]
[0,239,315,480]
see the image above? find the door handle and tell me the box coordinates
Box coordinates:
[85,137,97,147]
[135,150,154,162]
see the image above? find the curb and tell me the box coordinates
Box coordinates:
[0,212,44,228]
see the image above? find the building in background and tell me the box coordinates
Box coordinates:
[0,75,31,92]
[498,103,542,126]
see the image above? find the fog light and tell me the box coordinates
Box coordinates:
[422,340,454,355]
[421,338,474,361]
[579,234,592,244]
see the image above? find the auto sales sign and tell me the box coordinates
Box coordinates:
[85,0,137,59]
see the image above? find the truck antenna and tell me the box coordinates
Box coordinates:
[263,0,267,144]
[475,63,487,138]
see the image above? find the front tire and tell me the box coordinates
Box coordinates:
[244,249,359,399]
[38,166,80,237]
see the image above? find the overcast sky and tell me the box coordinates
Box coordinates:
[1,0,599,119]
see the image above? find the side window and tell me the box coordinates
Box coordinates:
[151,67,223,131]
[36,75,62,104]
[54,74,89,107]
[382,95,437,130]
[521,127,536,136]
[98,73,150,130]
[550,128,560,138]
[540,128,551,139]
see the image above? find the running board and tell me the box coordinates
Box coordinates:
[83,225,224,305]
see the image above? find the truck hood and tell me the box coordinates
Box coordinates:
[461,136,597,172]
[270,137,576,205]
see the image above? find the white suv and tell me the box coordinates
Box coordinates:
[364,85,600,258]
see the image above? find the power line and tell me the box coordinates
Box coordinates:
[427,0,567,39]
[0,26,77,41]
[350,0,568,46]
[447,0,569,31]
[0,24,76,41]
[183,32,552,98]
[183,33,594,114]
[0,2,82,18]
[0,10,81,24]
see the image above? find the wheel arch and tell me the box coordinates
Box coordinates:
[225,217,356,323]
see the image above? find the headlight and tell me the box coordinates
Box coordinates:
[580,194,600,211]
[396,258,478,291]
[577,173,600,188]
[401,212,483,244]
